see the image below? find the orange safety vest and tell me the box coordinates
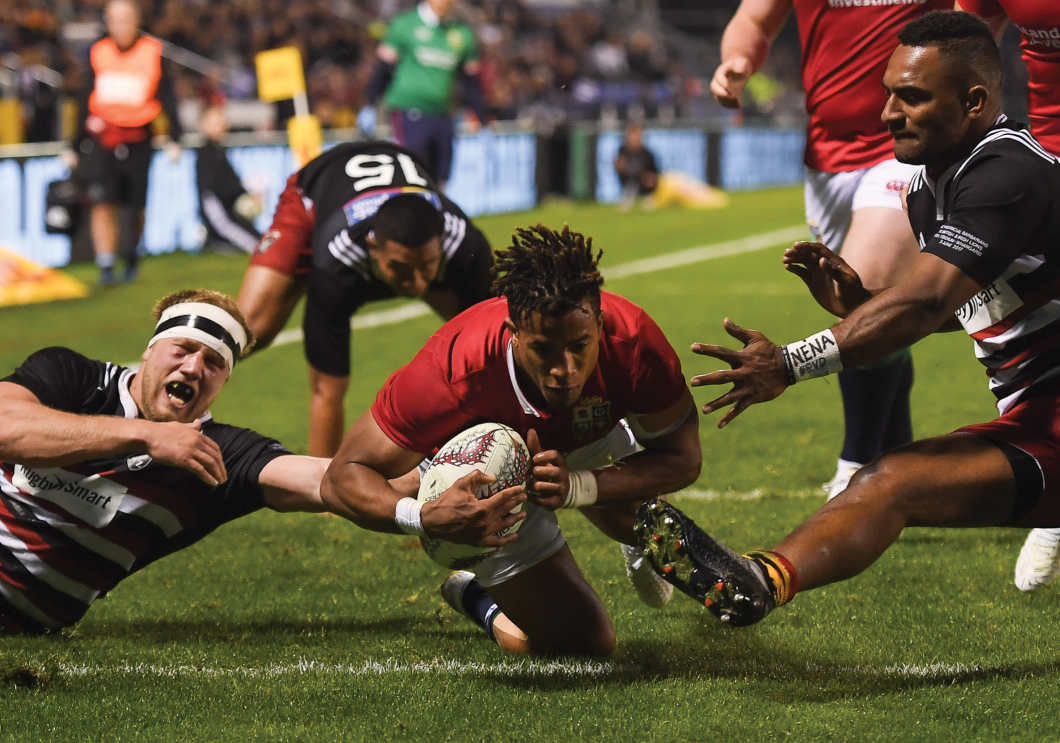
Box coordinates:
[88,35,163,128]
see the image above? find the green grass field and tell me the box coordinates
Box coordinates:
[3,189,1059,742]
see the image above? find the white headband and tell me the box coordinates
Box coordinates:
[148,301,248,370]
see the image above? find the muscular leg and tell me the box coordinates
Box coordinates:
[484,545,616,656]
[307,364,349,458]
[776,434,1016,590]
[579,501,640,545]
[237,265,307,350]
[833,207,921,470]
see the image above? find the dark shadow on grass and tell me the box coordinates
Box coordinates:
[70,615,420,645]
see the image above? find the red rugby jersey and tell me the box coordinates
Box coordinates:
[960,0,1060,154]
[794,0,950,172]
[371,293,687,457]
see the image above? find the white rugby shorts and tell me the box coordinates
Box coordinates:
[804,158,919,253]
[472,421,642,587]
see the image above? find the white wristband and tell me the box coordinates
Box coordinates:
[563,470,599,509]
[395,497,426,536]
[781,329,843,384]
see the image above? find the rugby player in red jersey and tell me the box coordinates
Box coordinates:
[236,142,494,458]
[638,12,1060,628]
[0,289,423,633]
[957,0,1060,592]
[321,225,702,655]
[713,0,950,499]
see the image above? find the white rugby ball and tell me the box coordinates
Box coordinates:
[417,422,530,570]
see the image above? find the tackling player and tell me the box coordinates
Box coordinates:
[638,12,1060,628]
[236,141,494,458]
[321,225,702,655]
[713,0,950,498]
[0,289,422,633]
[956,0,1060,591]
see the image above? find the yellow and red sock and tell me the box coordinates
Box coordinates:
[745,550,798,607]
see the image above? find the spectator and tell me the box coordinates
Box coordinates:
[614,123,659,208]
[195,104,261,255]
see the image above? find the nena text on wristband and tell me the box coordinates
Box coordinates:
[780,329,843,384]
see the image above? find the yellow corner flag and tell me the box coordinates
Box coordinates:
[287,115,322,169]
[0,247,88,307]
[255,47,306,102]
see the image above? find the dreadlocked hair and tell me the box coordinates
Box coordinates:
[492,224,604,325]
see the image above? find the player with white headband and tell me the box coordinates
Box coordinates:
[0,288,515,633]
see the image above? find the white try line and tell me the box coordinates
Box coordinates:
[262,224,808,353]
[54,657,987,681]
[671,488,821,502]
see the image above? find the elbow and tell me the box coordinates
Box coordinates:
[320,462,372,527]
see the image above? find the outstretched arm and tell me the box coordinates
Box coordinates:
[0,381,227,485]
[691,252,982,427]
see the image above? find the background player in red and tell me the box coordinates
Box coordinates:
[712,0,950,499]
[320,225,702,655]
[957,0,1060,593]
[640,12,1060,629]
[236,142,494,458]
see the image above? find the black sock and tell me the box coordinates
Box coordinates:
[838,351,914,464]
[460,579,500,642]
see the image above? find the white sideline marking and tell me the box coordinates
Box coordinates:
[56,658,984,680]
[260,224,808,354]
[671,488,820,502]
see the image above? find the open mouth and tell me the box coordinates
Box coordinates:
[165,381,195,408]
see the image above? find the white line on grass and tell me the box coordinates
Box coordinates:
[260,224,808,354]
[56,658,986,681]
[671,488,821,502]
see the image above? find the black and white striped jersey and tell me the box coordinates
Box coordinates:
[907,118,1060,412]
[292,142,494,378]
[0,347,290,630]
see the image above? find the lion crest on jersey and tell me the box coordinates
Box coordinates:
[573,396,611,437]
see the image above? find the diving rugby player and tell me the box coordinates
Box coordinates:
[321,225,702,655]
[638,12,1060,627]
[0,290,393,632]
[237,141,494,458]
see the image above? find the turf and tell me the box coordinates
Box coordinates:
[1,189,1054,742]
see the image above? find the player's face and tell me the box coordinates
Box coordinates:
[135,338,230,423]
[428,0,457,19]
[369,236,443,297]
[508,301,602,412]
[105,0,140,49]
[882,45,975,169]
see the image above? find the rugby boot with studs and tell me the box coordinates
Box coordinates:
[634,498,774,626]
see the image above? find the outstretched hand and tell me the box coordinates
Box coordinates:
[690,318,789,428]
[421,470,527,547]
[783,241,872,318]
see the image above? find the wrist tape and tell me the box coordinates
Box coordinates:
[395,497,425,536]
[780,329,843,385]
[563,470,599,509]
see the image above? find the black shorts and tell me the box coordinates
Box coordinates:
[77,136,154,209]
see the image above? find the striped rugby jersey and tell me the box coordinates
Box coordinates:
[907,118,1060,413]
[0,347,289,630]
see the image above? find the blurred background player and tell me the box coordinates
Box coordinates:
[358,0,486,188]
[195,104,262,255]
[236,141,494,458]
[320,225,702,655]
[69,0,183,286]
[613,123,659,210]
[957,0,1060,592]
[712,0,950,498]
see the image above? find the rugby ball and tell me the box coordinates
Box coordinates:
[417,423,530,570]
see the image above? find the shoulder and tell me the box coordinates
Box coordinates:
[600,292,654,338]
[962,126,1057,178]
[11,346,103,380]
[136,35,164,54]
[433,297,508,382]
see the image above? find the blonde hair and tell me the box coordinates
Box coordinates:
[152,289,256,357]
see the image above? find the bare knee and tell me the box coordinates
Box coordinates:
[841,457,912,515]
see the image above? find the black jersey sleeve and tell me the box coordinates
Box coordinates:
[3,347,104,412]
[923,151,1054,287]
[437,220,495,311]
[206,423,292,521]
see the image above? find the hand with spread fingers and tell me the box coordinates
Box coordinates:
[783,241,873,318]
[690,318,790,428]
[421,470,527,547]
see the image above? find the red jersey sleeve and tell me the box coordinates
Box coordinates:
[371,340,473,455]
[628,312,686,415]
[248,173,316,277]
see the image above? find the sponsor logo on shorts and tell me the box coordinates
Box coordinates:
[885,180,907,192]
